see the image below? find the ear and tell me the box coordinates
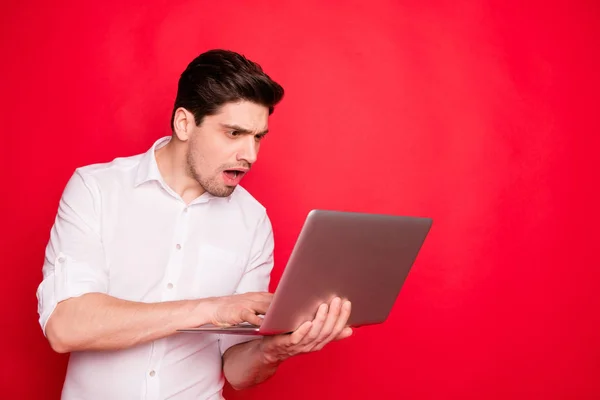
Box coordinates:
[172,108,196,141]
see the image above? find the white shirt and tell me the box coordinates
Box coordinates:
[36,136,275,400]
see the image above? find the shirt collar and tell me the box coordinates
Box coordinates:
[134,136,171,187]
[134,136,234,203]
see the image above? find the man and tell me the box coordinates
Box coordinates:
[36,49,352,399]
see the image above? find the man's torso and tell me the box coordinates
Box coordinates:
[59,138,270,399]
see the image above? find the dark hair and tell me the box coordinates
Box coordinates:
[170,49,285,130]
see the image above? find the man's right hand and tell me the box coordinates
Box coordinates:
[202,292,273,327]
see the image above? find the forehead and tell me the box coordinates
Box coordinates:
[208,101,269,131]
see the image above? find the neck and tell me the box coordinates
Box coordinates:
[155,136,205,203]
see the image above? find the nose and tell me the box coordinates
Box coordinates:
[236,136,259,165]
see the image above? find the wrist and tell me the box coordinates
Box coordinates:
[185,298,215,328]
[257,338,287,366]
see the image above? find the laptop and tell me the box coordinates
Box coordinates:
[177,209,432,335]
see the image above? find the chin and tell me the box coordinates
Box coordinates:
[196,175,235,198]
[206,185,236,198]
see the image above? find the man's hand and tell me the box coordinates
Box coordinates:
[258,297,353,364]
[204,292,273,327]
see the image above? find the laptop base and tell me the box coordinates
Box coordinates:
[177,323,264,335]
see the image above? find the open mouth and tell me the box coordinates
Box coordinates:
[224,170,243,179]
[222,169,248,185]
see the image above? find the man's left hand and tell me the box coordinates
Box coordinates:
[258,297,352,364]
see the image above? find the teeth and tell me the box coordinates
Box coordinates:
[233,171,238,178]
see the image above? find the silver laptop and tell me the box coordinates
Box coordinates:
[177,209,432,335]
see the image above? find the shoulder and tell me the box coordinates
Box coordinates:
[67,149,148,197]
[60,152,145,203]
[57,153,138,208]
[75,153,143,182]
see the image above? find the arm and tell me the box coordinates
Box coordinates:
[222,338,282,390]
[46,291,270,353]
[223,297,353,390]
[45,293,211,353]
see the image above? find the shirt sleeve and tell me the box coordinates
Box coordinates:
[36,169,109,336]
[218,211,275,355]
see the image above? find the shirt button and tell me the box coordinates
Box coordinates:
[57,256,65,263]
[176,244,181,250]
[184,207,189,213]
[149,370,156,377]
[167,283,173,289]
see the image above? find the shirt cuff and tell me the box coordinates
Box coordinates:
[36,252,108,336]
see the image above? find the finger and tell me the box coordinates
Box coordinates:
[314,301,352,350]
[331,301,352,337]
[299,303,329,346]
[334,326,353,341]
[315,297,342,342]
[289,321,313,346]
[251,300,272,315]
[240,309,264,326]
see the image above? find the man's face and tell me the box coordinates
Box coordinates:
[186,100,269,197]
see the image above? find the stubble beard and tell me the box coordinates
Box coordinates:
[186,147,235,198]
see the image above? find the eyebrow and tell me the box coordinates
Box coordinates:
[221,123,269,135]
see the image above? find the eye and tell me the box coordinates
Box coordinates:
[227,130,241,138]
[255,134,266,141]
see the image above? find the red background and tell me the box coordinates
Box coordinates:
[1,0,599,399]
